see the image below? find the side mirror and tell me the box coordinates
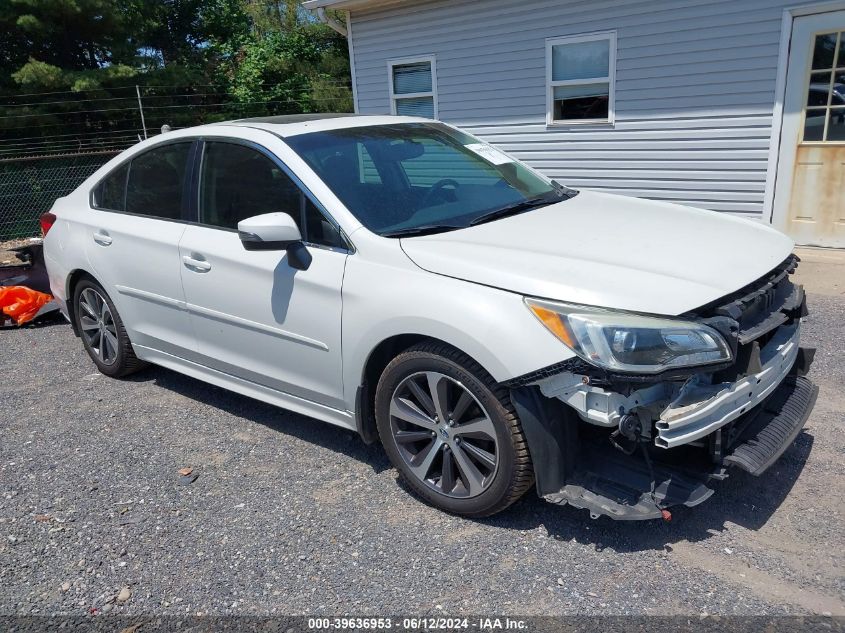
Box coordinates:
[238,212,301,250]
[237,212,312,270]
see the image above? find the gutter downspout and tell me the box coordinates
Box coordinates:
[316,7,348,37]
[312,6,357,113]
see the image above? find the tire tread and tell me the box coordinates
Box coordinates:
[74,279,145,378]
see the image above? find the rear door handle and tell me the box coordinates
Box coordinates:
[93,231,112,246]
[182,254,211,272]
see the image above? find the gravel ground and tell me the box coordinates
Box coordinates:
[0,289,843,617]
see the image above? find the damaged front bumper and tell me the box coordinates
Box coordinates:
[533,373,817,520]
[656,321,802,448]
[510,255,818,520]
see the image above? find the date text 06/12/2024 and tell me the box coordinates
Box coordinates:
[306,618,528,630]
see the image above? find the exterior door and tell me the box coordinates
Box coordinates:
[178,140,349,410]
[781,11,845,247]
[84,141,196,356]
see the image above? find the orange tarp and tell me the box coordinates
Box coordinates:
[0,286,53,325]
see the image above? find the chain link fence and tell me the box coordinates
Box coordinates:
[0,82,353,242]
[0,151,119,241]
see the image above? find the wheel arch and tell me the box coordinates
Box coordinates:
[355,333,495,445]
[65,268,97,336]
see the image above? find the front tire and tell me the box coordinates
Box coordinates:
[73,279,144,377]
[375,342,534,517]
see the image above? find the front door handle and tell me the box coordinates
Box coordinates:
[182,254,211,272]
[93,231,112,246]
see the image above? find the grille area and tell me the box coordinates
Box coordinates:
[695,255,805,346]
[694,255,806,382]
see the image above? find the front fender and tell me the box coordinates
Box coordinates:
[341,252,576,408]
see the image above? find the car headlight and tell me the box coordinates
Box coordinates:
[525,298,732,373]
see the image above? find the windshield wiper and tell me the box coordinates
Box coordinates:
[381,224,464,238]
[469,195,557,226]
[551,179,579,198]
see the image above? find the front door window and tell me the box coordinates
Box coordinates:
[198,141,346,249]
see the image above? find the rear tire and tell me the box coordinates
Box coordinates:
[73,278,145,378]
[375,342,534,517]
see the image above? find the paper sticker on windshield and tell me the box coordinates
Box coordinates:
[464,143,513,165]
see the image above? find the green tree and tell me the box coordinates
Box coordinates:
[0,0,29,90]
[6,0,142,91]
[135,0,249,68]
[242,0,304,37]
[10,0,138,71]
[1,0,352,147]
[219,3,352,115]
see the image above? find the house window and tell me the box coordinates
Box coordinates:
[389,56,437,119]
[546,32,616,125]
[803,31,845,142]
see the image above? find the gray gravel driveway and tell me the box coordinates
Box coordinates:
[1,288,843,617]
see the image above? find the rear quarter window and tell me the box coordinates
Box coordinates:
[91,162,129,211]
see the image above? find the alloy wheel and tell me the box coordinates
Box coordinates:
[78,288,119,366]
[389,371,500,498]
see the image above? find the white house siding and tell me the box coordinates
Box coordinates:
[348,0,798,219]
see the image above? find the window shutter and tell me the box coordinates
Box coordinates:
[393,62,433,94]
[395,97,435,118]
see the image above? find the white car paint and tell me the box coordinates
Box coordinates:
[176,222,348,410]
[83,210,193,357]
[338,234,574,407]
[43,115,797,447]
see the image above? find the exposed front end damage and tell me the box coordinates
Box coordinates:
[510,255,818,520]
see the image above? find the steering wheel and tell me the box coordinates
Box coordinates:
[420,178,460,207]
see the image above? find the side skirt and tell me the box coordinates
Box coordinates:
[133,345,356,431]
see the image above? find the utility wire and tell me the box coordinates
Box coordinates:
[0,127,145,143]
[0,96,353,120]
[0,81,353,105]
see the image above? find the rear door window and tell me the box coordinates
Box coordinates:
[124,142,192,220]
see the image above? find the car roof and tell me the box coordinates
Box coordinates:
[233,113,360,124]
[220,113,432,137]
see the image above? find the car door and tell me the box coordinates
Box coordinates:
[84,140,197,357]
[178,139,349,410]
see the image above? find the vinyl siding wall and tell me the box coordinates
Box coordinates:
[348,0,797,219]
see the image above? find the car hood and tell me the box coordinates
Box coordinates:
[400,190,794,316]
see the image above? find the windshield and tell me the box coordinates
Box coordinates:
[285,122,574,236]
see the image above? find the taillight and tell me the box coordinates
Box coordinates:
[39,211,56,236]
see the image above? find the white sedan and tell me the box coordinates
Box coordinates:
[42,115,817,520]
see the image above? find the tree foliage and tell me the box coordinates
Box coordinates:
[0,0,352,137]
[223,25,352,113]
[9,0,139,74]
